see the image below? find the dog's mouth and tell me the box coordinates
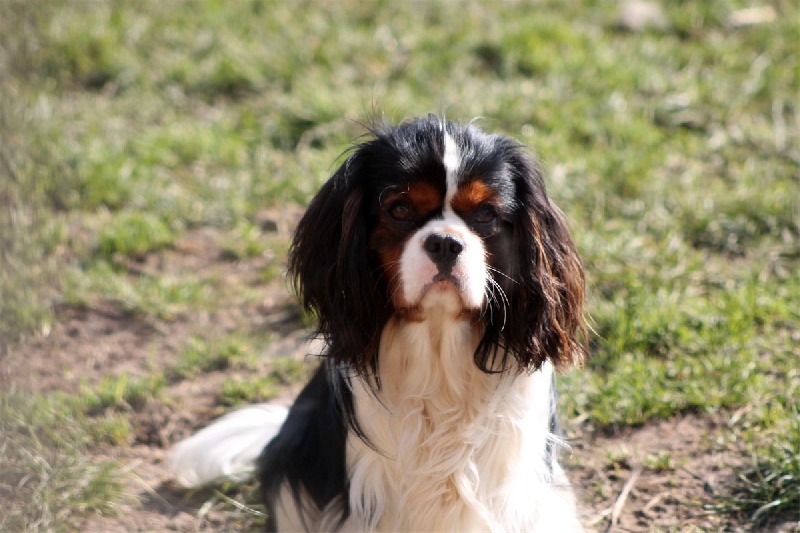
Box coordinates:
[432,272,460,286]
[422,272,462,296]
[417,273,482,314]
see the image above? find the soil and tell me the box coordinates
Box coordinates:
[2,215,796,532]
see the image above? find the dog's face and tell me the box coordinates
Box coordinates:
[290,117,586,375]
[370,142,515,318]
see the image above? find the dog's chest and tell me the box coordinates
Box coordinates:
[343,319,553,531]
[347,396,515,530]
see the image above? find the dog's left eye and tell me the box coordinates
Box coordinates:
[474,204,498,224]
[389,201,413,222]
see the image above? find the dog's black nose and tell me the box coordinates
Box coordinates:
[424,233,464,271]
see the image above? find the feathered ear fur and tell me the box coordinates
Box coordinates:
[288,152,386,376]
[479,147,587,372]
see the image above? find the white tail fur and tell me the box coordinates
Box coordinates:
[169,403,288,488]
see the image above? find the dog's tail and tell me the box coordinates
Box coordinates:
[169,403,288,488]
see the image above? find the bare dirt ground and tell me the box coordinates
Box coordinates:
[3,219,791,532]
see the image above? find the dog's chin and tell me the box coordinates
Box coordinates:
[397,276,482,321]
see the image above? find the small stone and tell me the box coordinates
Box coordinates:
[618,1,669,32]
[729,7,776,28]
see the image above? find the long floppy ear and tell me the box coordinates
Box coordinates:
[288,152,386,376]
[502,150,587,371]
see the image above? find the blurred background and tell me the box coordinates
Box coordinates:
[1,1,798,531]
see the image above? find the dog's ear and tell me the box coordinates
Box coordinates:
[288,152,386,376]
[482,149,587,372]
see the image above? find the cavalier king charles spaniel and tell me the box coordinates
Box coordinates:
[170,116,587,532]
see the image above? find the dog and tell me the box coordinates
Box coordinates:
[170,115,587,532]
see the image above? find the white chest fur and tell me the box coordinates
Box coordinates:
[343,314,575,532]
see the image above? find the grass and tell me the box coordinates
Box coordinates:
[78,373,165,414]
[218,356,313,407]
[713,414,800,526]
[218,376,281,408]
[97,212,177,259]
[170,334,259,380]
[1,0,798,529]
[0,393,129,531]
[219,222,269,260]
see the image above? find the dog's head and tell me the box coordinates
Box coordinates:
[289,116,586,376]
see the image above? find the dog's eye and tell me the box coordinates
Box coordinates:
[475,204,497,224]
[389,201,413,221]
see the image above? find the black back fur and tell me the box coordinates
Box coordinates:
[258,363,351,530]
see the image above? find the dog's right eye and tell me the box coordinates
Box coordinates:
[474,204,498,224]
[388,201,413,222]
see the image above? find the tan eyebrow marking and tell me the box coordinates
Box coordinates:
[451,180,496,213]
[384,182,443,216]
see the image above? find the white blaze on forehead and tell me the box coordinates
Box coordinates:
[442,132,461,205]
